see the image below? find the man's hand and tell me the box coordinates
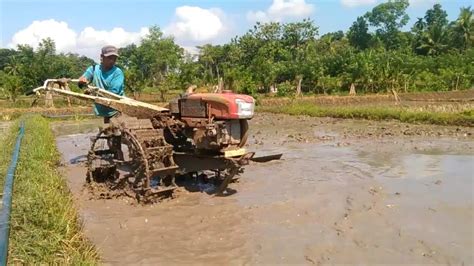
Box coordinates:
[57,78,69,87]
[78,76,89,89]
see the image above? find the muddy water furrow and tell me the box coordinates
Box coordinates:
[53,113,473,265]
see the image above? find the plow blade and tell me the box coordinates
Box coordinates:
[250,153,283,163]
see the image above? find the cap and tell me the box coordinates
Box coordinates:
[101,45,119,57]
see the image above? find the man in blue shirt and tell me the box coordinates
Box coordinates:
[78,45,125,123]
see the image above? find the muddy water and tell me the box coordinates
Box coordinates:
[53,114,474,265]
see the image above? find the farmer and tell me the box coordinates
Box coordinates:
[78,45,125,123]
[79,45,125,160]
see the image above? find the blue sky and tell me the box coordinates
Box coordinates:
[0,0,470,60]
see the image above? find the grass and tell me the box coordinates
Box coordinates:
[258,102,474,127]
[0,106,93,121]
[0,115,98,264]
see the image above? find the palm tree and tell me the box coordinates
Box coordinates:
[454,7,474,50]
[4,56,21,76]
[418,24,449,55]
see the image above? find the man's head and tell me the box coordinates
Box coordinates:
[100,45,119,70]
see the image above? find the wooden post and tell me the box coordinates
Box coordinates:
[296,76,302,97]
[45,91,54,108]
[391,88,400,104]
[217,77,224,93]
[349,83,356,96]
[60,83,72,107]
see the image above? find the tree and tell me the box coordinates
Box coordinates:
[417,24,449,55]
[412,17,426,54]
[0,49,18,70]
[451,6,474,50]
[282,19,318,57]
[232,21,286,91]
[425,3,448,27]
[178,53,202,89]
[413,4,450,55]
[4,55,21,76]
[128,26,184,94]
[197,44,224,84]
[0,71,22,102]
[124,68,146,97]
[365,0,410,49]
[321,31,344,42]
[36,38,58,80]
[347,16,372,50]
[281,19,318,94]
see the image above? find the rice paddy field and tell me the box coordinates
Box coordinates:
[0,89,472,264]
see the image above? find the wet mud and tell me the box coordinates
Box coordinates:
[53,113,474,265]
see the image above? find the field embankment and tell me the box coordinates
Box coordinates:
[0,116,97,264]
[2,90,473,126]
[258,90,474,127]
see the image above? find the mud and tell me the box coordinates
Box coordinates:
[53,113,474,265]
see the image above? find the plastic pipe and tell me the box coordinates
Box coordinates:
[0,122,25,265]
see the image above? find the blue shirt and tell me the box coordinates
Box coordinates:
[82,64,125,117]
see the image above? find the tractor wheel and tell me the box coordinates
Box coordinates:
[86,125,149,198]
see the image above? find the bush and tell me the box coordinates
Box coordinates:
[276,81,294,97]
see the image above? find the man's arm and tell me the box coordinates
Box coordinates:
[79,66,94,85]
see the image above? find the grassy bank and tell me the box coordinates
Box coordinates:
[258,103,474,127]
[0,106,93,121]
[0,116,98,264]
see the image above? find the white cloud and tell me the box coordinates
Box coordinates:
[76,27,149,59]
[247,0,315,23]
[164,6,226,45]
[341,0,377,8]
[8,19,149,61]
[10,19,77,52]
[8,8,230,61]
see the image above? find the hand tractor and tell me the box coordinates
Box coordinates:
[31,79,280,203]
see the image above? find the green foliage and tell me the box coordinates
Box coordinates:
[0,71,22,101]
[348,17,372,50]
[364,0,410,49]
[276,81,294,97]
[451,6,474,50]
[118,26,184,95]
[233,69,258,95]
[0,39,95,101]
[124,68,146,96]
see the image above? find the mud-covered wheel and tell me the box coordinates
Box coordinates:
[86,126,150,198]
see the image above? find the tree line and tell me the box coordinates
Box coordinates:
[0,0,473,101]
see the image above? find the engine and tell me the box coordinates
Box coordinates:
[168,90,255,152]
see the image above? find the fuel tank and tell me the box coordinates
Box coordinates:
[178,90,255,119]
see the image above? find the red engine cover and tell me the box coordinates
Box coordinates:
[183,91,254,119]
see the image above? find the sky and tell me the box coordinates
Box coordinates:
[0,0,470,60]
